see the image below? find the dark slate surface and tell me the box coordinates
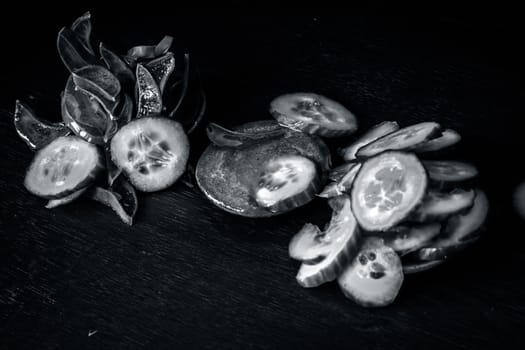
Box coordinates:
[1,13,524,349]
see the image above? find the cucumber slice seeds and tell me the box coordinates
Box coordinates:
[24,136,103,199]
[254,155,321,213]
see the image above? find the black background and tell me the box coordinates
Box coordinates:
[1,10,525,349]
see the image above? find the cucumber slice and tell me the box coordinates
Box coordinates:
[254,155,321,213]
[413,129,461,153]
[381,223,442,256]
[24,136,103,199]
[14,100,70,151]
[513,181,525,221]
[296,195,360,288]
[411,189,475,222]
[110,116,189,192]
[356,122,441,158]
[351,152,427,231]
[289,223,330,261]
[338,238,404,307]
[270,93,358,137]
[415,189,488,261]
[423,160,478,182]
[339,121,399,161]
[45,187,87,209]
[403,259,444,274]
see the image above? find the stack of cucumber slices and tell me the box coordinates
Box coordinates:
[14,13,205,225]
[196,93,357,217]
[290,119,489,307]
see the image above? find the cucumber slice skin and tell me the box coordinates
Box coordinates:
[289,223,329,261]
[270,93,358,138]
[24,136,104,199]
[258,176,322,214]
[339,121,400,162]
[45,187,88,209]
[351,151,428,232]
[415,237,480,261]
[254,155,323,213]
[414,129,461,153]
[403,259,444,274]
[338,238,404,307]
[413,189,488,261]
[410,189,476,222]
[423,160,479,183]
[356,122,441,158]
[296,195,360,288]
[381,222,442,256]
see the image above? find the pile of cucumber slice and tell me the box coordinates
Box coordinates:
[290,119,488,307]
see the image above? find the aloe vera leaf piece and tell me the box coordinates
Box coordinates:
[57,27,99,73]
[61,77,111,145]
[72,65,121,104]
[14,100,70,150]
[145,52,175,93]
[136,64,162,118]
[154,35,173,56]
[99,42,135,89]
[71,11,94,55]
